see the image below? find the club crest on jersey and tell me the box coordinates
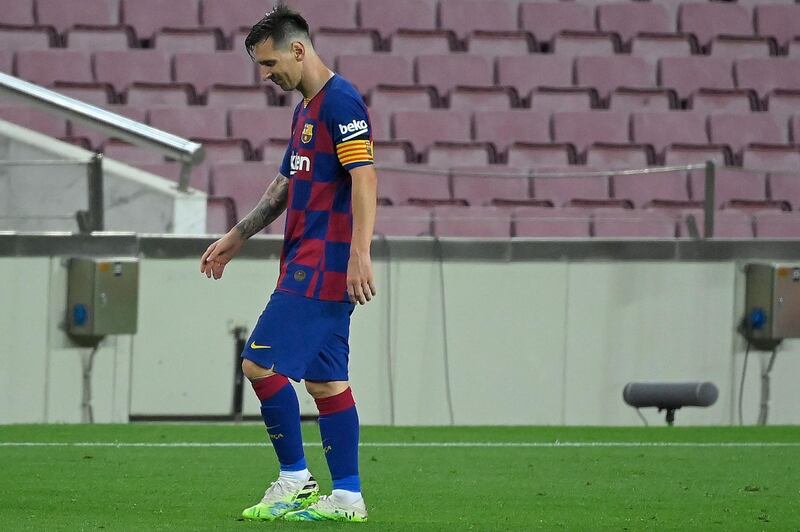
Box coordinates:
[301,122,314,144]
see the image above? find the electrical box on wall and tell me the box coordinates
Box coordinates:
[744,263,800,340]
[67,257,139,337]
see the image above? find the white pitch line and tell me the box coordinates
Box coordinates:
[1,441,799,448]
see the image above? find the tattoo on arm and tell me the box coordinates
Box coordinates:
[235,174,289,239]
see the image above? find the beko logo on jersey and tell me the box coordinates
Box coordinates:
[338,119,369,140]
[290,152,310,175]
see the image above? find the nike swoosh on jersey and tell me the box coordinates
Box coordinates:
[250,341,272,349]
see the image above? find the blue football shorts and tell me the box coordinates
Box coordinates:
[240,290,356,382]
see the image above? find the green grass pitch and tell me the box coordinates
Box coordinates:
[1,424,799,530]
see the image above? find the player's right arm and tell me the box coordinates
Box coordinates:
[199,173,289,280]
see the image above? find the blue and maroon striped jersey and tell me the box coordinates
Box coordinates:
[276,74,374,302]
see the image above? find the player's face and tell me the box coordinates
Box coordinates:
[253,37,303,92]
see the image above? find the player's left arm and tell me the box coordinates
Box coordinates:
[348,164,377,305]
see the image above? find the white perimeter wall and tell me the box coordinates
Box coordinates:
[2,253,799,426]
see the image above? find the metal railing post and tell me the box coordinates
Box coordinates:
[88,153,104,232]
[703,160,716,240]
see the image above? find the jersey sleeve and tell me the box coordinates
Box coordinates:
[327,92,374,171]
[279,104,302,177]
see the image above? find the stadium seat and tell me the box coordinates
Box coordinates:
[679,209,754,238]
[148,107,227,139]
[374,206,432,236]
[433,206,512,238]
[586,144,653,169]
[198,138,251,165]
[608,88,677,112]
[507,144,576,168]
[592,209,677,238]
[663,144,731,168]
[466,31,535,57]
[16,50,92,86]
[174,52,256,95]
[792,115,800,144]
[688,88,757,113]
[513,207,591,238]
[286,0,357,31]
[103,139,164,164]
[439,0,518,38]
[689,169,767,206]
[497,55,573,95]
[451,166,531,206]
[768,173,800,207]
[552,111,630,153]
[206,196,236,234]
[0,26,57,52]
[519,2,595,44]
[742,144,800,172]
[448,86,516,111]
[612,170,689,208]
[377,167,451,205]
[630,33,697,68]
[754,212,800,238]
[529,87,598,112]
[708,36,775,60]
[597,3,671,44]
[37,0,119,32]
[534,172,610,208]
[374,141,414,165]
[153,28,222,53]
[755,4,800,48]
[426,142,494,167]
[0,0,34,25]
[658,57,735,100]
[52,81,116,107]
[392,110,471,154]
[367,108,391,143]
[630,112,708,153]
[0,51,12,74]
[206,85,273,108]
[65,26,136,51]
[0,105,68,137]
[229,106,295,146]
[388,29,457,56]
[94,50,171,92]
[474,111,552,153]
[735,58,800,96]
[552,31,620,57]
[678,2,753,48]
[125,83,196,106]
[416,55,493,96]
[575,56,655,100]
[337,54,413,94]
[369,85,437,112]
[211,162,273,220]
[765,90,800,130]
[258,138,290,163]
[121,0,201,40]
[708,113,785,154]
[359,0,436,37]
[70,104,147,147]
[313,29,380,66]
[137,162,209,191]
[200,0,266,37]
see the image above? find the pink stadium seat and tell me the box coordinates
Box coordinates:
[534,172,610,207]
[519,2,595,44]
[37,0,119,32]
[659,57,734,100]
[139,162,209,191]
[664,144,730,167]
[630,112,708,153]
[313,29,380,66]
[65,26,136,51]
[612,170,689,208]
[688,88,756,113]
[514,208,591,238]
[597,3,671,44]
[755,4,800,47]
[211,162,274,220]
[368,107,392,143]
[451,166,531,206]
[103,139,163,164]
[374,206,432,236]
[793,116,800,144]
[122,0,200,39]
[229,106,294,146]
[529,87,598,112]
[552,31,620,57]
[374,141,414,165]
[474,111,552,153]
[466,31,534,57]
[377,167,451,205]
[337,55,413,94]
[148,107,226,139]
[153,28,221,53]
[0,50,12,73]
[679,210,753,238]
[70,104,147,147]
[708,113,785,154]
[0,105,67,137]
[765,90,800,130]
[94,50,171,92]
[359,0,436,37]
[768,173,800,207]
[16,50,92,86]
[286,0,357,31]
[593,210,676,238]
[575,56,655,99]
[416,55,493,95]
[678,2,753,47]
[0,0,34,25]
[448,86,515,111]
[0,26,56,51]
[742,145,800,172]
[258,138,290,164]
[439,0,518,38]
[393,110,471,154]
[206,196,235,234]
[125,83,195,106]
[200,0,266,37]
[508,144,576,168]
[689,169,767,206]
[206,85,272,108]
[735,58,800,96]
[369,85,437,112]
[174,52,255,95]
[388,29,456,56]
[52,81,115,106]
[608,88,677,112]
[497,55,573,95]
[552,111,630,153]
[631,33,696,68]
[709,36,774,60]
[754,212,800,238]
[586,144,653,169]
[433,206,511,238]
[199,138,251,165]
[426,142,494,167]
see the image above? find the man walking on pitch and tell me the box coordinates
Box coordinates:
[199,3,376,522]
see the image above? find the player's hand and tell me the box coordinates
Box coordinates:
[346,251,376,305]
[200,230,245,280]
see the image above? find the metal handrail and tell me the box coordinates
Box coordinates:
[0,72,204,191]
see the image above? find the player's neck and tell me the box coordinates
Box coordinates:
[297,59,334,102]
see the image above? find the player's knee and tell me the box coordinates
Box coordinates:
[241,359,275,381]
[305,380,348,399]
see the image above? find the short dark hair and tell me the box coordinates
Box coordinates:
[245,2,310,58]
